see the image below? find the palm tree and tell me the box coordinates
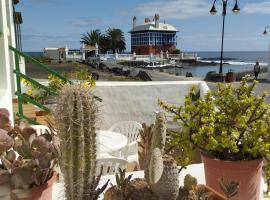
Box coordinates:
[106,28,126,53]
[81,29,101,46]
[99,35,111,54]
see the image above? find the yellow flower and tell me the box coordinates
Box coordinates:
[27,89,33,96]
[83,82,90,88]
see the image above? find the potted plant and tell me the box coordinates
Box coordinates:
[159,76,270,199]
[0,108,60,199]
[105,113,236,200]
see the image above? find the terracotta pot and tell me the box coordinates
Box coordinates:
[14,173,58,200]
[201,153,263,200]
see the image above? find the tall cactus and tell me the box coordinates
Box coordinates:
[149,149,179,200]
[145,112,167,183]
[54,85,98,200]
[151,112,166,153]
[148,112,179,200]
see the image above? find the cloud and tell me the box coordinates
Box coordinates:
[243,2,270,14]
[71,18,107,27]
[22,33,79,42]
[133,0,211,20]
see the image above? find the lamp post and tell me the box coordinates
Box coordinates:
[263,26,270,81]
[210,0,240,74]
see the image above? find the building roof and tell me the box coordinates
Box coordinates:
[130,22,178,33]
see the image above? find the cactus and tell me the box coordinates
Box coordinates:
[54,85,99,200]
[145,112,167,183]
[149,148,179,200]
[104,169,157,200]
[151,112,166,153]
[184,174,197,191]
[138,123,154,170]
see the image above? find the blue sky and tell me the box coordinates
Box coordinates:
[17,0,270,52]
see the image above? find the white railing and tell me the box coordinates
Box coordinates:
[94,52,197,62]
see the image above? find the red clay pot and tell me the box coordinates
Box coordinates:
[14,173,58,200]
[201,153,263,200]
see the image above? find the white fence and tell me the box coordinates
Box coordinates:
[98,52,197,62]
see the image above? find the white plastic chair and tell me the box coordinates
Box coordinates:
[109,121,142,169]
[31,125,50,135]
[96,157,128,175]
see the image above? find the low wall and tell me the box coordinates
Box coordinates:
[94,81,209,129]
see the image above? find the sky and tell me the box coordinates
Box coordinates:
[16,0,270,52]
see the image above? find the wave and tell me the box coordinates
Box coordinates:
[199,60,268,66]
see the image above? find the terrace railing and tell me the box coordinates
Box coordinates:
[9,45,71,124]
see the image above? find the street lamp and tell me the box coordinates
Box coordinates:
[210,0,240,75]
[263,26,270,35]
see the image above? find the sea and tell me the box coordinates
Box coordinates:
[164,51,269,77]
[25,51,269,78]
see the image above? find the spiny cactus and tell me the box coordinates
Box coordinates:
[145,112,167,183]
[138,123,154,170]
[54,85,99,200]
[126,178,158,200]
[151,112,166,153]
[149,148,179,200]
[184,174,197,191]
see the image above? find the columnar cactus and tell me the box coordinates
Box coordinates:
[148,112,179,200]
[151,112,166,153]
[149,149,179,200]
[145,112,167,183]
[54,85,98,200]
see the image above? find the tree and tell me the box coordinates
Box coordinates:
[81,28,126,54]
[106,28,126,53]
[81,29,101,46]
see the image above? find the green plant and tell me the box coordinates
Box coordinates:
[148,113,179,200]
[54,84,104,200]
[218,178,239,199]
[48,74,67,91]
[138,123,154,170]
[159,76,270,162]
[0,109,59,198]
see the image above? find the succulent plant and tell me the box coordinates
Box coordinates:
[104,169,157,200]
[0,107,59,198]
[54,85,100,200]
[149,149,179,200]
[144,112,167,184]
[184,174,197,191]
[218,178,240,199]
[0,129,14,155]
[138,123,154,170]
[0,108,11,130]
[151,112,166,153]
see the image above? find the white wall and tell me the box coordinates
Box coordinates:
[44,49,60,60]
[0,0,14,124]
[94,81,209,129]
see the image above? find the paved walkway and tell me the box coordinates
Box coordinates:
[207,73,270,103]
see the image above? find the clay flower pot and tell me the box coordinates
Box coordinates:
[14,173,58,200]
[201,153,263,200]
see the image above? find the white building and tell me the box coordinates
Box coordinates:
[43,47,68,61]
